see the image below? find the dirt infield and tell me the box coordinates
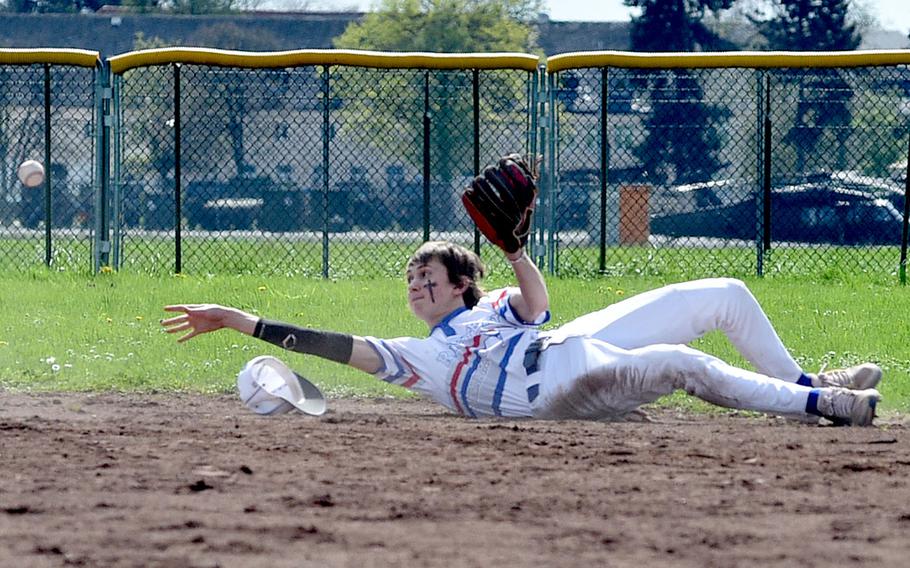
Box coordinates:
[1,393,909,568]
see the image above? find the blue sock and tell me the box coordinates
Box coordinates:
[805,389,822,416]
[796,373,814,387]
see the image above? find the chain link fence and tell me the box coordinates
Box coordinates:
[109,51,538,277]
[0,50,100,273]
[3,49,910,280]
[546,53,910,280]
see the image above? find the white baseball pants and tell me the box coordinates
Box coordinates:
[531,278,814,420]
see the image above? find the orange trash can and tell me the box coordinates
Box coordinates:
[619,184,650,245]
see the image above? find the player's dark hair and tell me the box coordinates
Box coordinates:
[407,241,485,308]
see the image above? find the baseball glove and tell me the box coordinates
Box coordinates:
[462,154,538,255]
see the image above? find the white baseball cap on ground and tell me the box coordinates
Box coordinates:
[237,355,326,416]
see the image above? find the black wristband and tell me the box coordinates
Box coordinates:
[253,319,354,364]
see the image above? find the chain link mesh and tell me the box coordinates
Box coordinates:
[0,63,96,273]
[4,54,910,280]
[113,63,533,277]
[550,63,910,279]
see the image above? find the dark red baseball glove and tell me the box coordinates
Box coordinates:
[461,154,538,255]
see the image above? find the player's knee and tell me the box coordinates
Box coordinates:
[633,344,711,390]
[716,277,750,299]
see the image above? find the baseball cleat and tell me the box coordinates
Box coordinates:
[816,387,881,427]
[811,363,882,390]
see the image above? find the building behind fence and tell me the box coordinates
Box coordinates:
[2,48,909,281]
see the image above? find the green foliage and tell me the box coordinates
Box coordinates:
[165,0,241,14]
[849,88,908,178]
[1,0,107,13]
[131,31,176,50]
[332,0,540,180]
[625,0,734,184]
[334,0,542,53]
[749,0,861,52]
[624,0,737,52]
[634,70,732,184]
[2,0,256,13]
[752,0,862,172]
[127,25,286,181]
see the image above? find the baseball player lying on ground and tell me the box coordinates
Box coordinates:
[161,154,882,426]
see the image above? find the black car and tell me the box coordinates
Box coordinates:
[651,183,905,245]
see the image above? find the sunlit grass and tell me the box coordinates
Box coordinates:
[1,269,908,414]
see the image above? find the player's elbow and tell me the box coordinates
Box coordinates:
[525,297,550,322]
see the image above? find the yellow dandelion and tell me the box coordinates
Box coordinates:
[106,318,113,324]
[99,265,113,274]
[258,285,267,292]
[135,316,144,321]
[616,290,625,296]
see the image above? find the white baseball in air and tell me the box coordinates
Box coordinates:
[17,160,45,188]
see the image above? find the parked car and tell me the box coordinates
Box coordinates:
[651,182,905,245]
[802,170,905,213]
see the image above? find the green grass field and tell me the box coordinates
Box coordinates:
[2,267,909,413]
[2,235,906,283]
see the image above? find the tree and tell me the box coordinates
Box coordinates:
[751,0,861,172]
[333,0,541,182]
[2,0,261,12]
[125,25,282,184]
[182,22,285,179]
[164,0,259,14]
[1,0,115,12]
[336,0,541,53]
[750,0,860,52]
[625,0,738,52]
[624,0,735,184]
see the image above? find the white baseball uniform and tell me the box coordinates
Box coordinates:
[365,288,548,417]
[366,278,817,420]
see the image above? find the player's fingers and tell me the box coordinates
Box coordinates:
[467,180,499,217]
[159,314,188,326]
[499,159,537,209]
[500,154,535,180]
[163,322,193,334]
[177,330,201,343]
[472,177,513,221]
[163,305,191,312]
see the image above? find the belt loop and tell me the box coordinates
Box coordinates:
[524,337,544,403]
[527,383,540,403]
[523,337,543,375]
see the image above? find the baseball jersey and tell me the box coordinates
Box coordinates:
[364,288,550,418]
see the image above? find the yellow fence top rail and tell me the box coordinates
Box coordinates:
[547,50,910,72]
[0,48,100,67]
[109,47,541,74]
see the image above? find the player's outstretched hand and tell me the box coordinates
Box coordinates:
[161,304,242,343]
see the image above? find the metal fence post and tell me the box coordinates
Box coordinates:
[173,63,182,274]
[599,66,609,274]
[110,73,122,269]
[93,60,111,273]
[321,65,330,278]
[900,129,910,285]
[546,70,557,275]
[529,66,542,266]
[42,63,52,266]
[472,68,481,255]
[756,70,771,277]
[422,71,431,243]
